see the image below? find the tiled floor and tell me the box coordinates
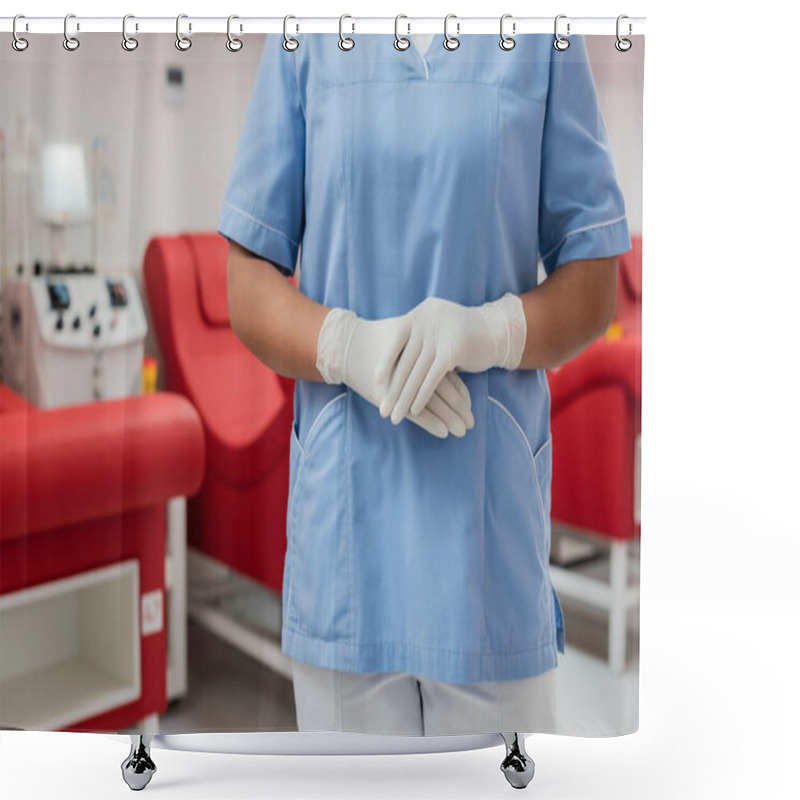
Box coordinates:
[154,543,639,737]
[158,618,297,734]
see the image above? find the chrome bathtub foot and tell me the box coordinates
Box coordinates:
[500,732,535,789]
[121,734,157,791]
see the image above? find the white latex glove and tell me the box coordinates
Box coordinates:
[316,307,475,439]
[374,293,527,425]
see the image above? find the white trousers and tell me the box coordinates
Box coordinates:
[291,658,558,736]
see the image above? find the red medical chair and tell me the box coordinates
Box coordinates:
[546,236,642,674]
[143,232,295,671]
[0,382,203,732]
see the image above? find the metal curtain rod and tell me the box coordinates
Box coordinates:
[0,15,646,36]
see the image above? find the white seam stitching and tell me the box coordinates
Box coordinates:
[223,201,300,248]
[291,41,306,119]
[283,623,558,656]
[541,214,627,263]
[306,78,545,109]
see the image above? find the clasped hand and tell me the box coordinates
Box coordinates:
[316,293,525,439]
[316,306,474,439]
[375,294,527,424]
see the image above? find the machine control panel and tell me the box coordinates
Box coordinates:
[1,274,148,407]
[33,274,147,349]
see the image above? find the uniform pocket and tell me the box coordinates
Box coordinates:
[487,397,551,559]
[532,436,553,555]
[283,418,304,630]
[485,396,554,652]
[286,392,352,640]
[530,434,566,653]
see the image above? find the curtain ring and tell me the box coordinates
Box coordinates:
[283,15,299,51]
[226,15,243,52]
[615,14,632,52]
[339,14,355,50]
[394,14,410,51]
[175,14,192,51]
[499,14,516,51]
[554,14,570,51]
[63,13,80,51]
[443,13,460,51]
[122,14,138,51]
[12,15,29,52]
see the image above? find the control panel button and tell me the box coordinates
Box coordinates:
[107,279,128,308]
[47,282,70,311]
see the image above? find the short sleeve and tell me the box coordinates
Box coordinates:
[217,34,305,277]
[538,36,631,276]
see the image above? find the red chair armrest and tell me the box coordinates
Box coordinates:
[0,392,205,542]
[548,334,641,412]
[0,383,35,414]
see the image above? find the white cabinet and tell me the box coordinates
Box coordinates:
[0,560,141,730]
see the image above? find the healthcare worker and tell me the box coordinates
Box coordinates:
[220,29,630,737]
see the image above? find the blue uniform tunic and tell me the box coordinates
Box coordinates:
[218,32,631,684]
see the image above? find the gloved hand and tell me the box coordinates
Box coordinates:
[374,293,527,424]
[316,307,475,439]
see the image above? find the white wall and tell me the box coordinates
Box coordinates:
[1,33,260,276]
[586,35,644,235]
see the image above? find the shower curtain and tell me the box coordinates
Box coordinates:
[0,20,644,748]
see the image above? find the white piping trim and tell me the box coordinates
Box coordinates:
[487,395,536,471]
[223,201,300,247]
[305,391,347,451]
[541,214,627,264]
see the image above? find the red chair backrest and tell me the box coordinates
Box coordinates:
[615,235,642,333]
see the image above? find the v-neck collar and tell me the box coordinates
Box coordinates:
[410,33,438,80]
[411,33,436,59]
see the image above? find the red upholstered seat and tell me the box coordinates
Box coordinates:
[143,232,295,593]
[547,235,642,542]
